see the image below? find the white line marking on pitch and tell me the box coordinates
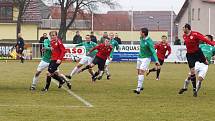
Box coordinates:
[0,104,88,108]
[52,80,93,108]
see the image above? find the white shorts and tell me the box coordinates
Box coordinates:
[79,56,93,65]
[195,61,208,79]
[37,60,49,72]
[136,58,151,71]
[105,58,113,65]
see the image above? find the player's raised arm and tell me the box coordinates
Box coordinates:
[196,32,215,46]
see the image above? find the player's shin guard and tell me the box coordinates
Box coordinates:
[156,69,161,79]
[32,76,39,88]
[183,77,191,89]
[196,80,202,92]
[45,76,51,90]
[190,74,196,91]
[105,66,110,76]
[137,75,144,91]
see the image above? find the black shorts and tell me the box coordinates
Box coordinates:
[92,56,106,71]
[17,48,24,54]
[158,59,164,66]
[186,49,206,68]
[48,60,60,73]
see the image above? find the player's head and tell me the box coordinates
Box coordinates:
[140,28,149,38]
[76,31,80,35]
[49,31,58,40]
[18,33,22,38]
[85,35,91,42]
[91,31,94,35]
[115,33,118,37]
[109,33,114,39]
[104,38,110,46]
[206,35,213,41]
[103,32,108,37]
[183,24,191,34]
[161,35,167,43]
[43,33,47,37]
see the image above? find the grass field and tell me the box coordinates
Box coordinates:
[1,61,215,121]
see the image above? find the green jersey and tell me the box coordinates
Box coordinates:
[138,36,158,62]
[76,41,97,57]
[42,39,51,63]
[109,39,119,58]
[199,44,215,64]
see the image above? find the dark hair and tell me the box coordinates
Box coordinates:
[49,31,57,36]
[161,35,167,38]
[86,34,90,37]
[206,35,213,41]
[184,24,191,30]
[141,28,149,36]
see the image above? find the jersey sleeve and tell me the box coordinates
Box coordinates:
[167,44,171,56]
[76,42,83,47]
[58,40,66,60]
[212,47,215,56]
[115,40,119,50]
[89,44,100,53]
[196,32,215,46]
[154,43,159,50]
[148,40,159,62]
[44,39,51,50]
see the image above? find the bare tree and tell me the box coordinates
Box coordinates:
[56,0,118,41]
[13,0,30,39]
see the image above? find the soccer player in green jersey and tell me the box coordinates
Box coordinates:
[66,35,97,80]
[179,35,215,96]
[104,33,119,80]
[30,33,71,91]
[133,28,160,94]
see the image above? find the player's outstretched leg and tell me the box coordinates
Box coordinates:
[146,67,156,76]
[30,71,41,90]
[178,77,190,94]
[196,76,204,92]
[51,73,65,88]
[60,74,72,89]
[156,69,161,80]
[41,75,51,92]
[190,74,197,97]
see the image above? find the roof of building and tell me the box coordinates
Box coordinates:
[21,0,42,23]
[37,0,51,19]
[175,0,215,23]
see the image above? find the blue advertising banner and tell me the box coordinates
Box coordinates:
[112,44,158,62]
[112,44,139,62]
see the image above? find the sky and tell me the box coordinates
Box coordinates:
[45,0,186,14]
[99,0,186,14]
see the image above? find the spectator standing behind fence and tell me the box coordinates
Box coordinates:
[114,33,122,44]
[90,31,97,43]
[16,33,25,63]
[39,33,48,56]
[73,31,82,44]
[99,32,109,44]
[174,36,181,45]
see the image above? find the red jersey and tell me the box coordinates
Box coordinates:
[183,31,215,53]
[89,44,112,60]
[50,38,66,61]
[154,42,171,61]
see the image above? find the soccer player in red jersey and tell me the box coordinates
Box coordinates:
[178,24,215,97]
[42,31,67,91]
[146,35,171,80]
[80,38,113,81]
